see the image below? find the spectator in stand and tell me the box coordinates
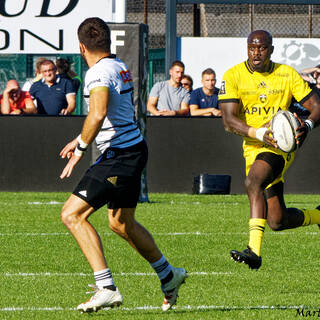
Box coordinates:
[30,59,76,115]
[181,74,193,93]
[189,68,221,117]
[22,57,46,92]
[0,80,37,115]
[56,58,82,94]
[147,60,190,116]
[300,65,320,91]
[289,65,320,119]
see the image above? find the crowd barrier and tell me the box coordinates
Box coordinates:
[146,116,320,194]
[0,116,319,194]
[0,116,90,192]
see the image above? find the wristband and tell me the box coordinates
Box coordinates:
[77,134,88,150]
[74,146,84,157]
[304,119,314,132]
[255,127,268,142]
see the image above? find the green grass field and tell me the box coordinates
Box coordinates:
[1,192,320,320]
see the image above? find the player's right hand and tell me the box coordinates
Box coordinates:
[60,138,78,159]
[263,129,278,148]
[60,154,82,179]
[60,138,81,179]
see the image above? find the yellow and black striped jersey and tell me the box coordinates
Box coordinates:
[218,60,312,145]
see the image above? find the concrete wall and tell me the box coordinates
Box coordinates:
[146,117,320,194]
[0,116,90,192]
[0,116,319,194]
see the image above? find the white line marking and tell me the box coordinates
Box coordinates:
[27,201,64,205]
[0,232,230,237]
[169,201,239,205]
[0,231,318,237]
[3,271,231,277]
[0,233,70,236]
[0,305,305,312]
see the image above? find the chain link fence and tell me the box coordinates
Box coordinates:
[127,2,320,88]
[128,2,320,48]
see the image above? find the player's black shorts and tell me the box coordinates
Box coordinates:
[73,140,148,210]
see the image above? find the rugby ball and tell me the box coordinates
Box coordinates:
[271,110,300,153]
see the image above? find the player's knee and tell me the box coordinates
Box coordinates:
[60,206,80,229]
[109,218,130,239]
[267,218,286,231]
[108,219,121,234]
[108,209,135,238]
[245,175,262,194]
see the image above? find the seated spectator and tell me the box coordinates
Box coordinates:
[300,65,320,90]
[0,80,37,115]
[189,68,221,117]
[30,59,76,115]
[181,74,193,93]
[289,65,320,119]
[55,58,81,94]
[147,60,190,116]
[22,57,46,92]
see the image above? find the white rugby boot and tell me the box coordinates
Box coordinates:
[77,284,123,313]
[161,267,188,311]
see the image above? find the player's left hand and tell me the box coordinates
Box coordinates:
[294,113,308,148]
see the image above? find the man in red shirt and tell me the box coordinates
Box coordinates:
[0,80,37,115]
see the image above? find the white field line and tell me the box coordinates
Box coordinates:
[0,232,230,237]
[0,202,65,206]
[25,201,239,206]
[0,231,318,236]
[3,271,232,277]
[0,304,305,312]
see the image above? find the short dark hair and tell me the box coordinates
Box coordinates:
[170,60,185,70]
[202,68,216,78]
[247,30,273,45]
[78,17,111,52]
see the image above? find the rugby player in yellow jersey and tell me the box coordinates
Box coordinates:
[219,30,320,270]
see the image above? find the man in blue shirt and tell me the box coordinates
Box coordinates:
[189,68,221,116]
[30,59,76,115]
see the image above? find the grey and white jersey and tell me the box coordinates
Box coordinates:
[84,55,142,153]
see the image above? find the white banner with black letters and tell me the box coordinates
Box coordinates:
[0,0,120,53]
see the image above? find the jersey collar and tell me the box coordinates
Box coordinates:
[95,54,116,65]
[245,60,275,74]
